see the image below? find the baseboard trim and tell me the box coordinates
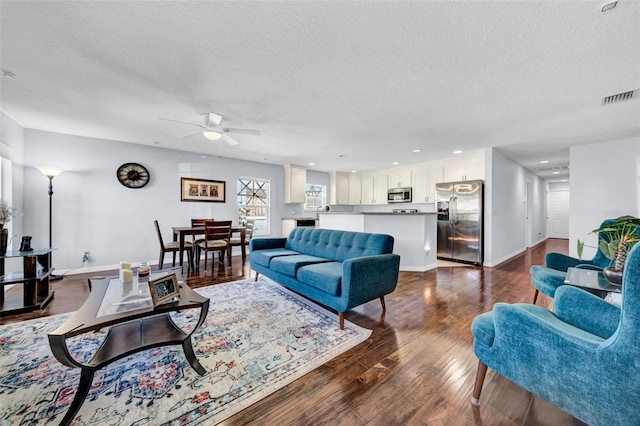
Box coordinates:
[484,248,526,268]
[400,263,438,272]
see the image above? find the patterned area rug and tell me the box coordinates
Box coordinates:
[0,278,371,425]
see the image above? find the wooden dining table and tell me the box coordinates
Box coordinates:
[172,225,246,269]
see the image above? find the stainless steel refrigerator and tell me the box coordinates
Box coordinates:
[436,180,484,265]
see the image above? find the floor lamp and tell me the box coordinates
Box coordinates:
[36,166,64,281]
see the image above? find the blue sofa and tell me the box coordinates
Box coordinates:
[249,227,401,329]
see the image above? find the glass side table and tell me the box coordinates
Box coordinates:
[564,267,622,298]
[0,248,56,316]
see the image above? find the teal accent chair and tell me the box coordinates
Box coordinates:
[470,244,640,426]
[530,219,614,304]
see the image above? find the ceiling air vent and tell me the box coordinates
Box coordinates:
[602,89,638,105]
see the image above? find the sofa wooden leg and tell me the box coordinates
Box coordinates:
[339,312,345,330]
[379,296,386,312]
[471,361,488,406]
[532,289,539,305]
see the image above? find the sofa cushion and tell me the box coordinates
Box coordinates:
[285,228,394,262]
[270,255,332,277]
[297,262,343,296]
[250,248,300,268]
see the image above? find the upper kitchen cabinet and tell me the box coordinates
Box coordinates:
[412,164,444,203]
[284,163,307,204]
[443,155,484,182]
[348,173,362,205]
[329,171,350,205]
[411,166,431,203]
[361,172,388,205]
[387,168,413,189]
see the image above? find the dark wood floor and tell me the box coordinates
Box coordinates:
[1,239,586,425]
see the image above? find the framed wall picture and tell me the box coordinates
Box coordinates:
[181,177,225,203]
[148,273,180,306]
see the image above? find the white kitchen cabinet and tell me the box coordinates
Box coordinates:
[348,173,362,205]
[284,163,307,204]
[411,166,431,203]
[329,171,350,205]
[361,172,388,204]
[443,155,484,182]
[387,168,412,189]
[282,219,296,237]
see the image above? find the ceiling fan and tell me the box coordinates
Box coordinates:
[160,112,260,145]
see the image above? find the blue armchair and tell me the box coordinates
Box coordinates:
[530,219,614,304]
[470,244,640,426]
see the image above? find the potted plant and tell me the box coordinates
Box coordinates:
[594,215,640,284]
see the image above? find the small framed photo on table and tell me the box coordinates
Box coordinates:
[148,273,181,306]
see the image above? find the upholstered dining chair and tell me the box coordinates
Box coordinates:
[470,244,640,426]
[190,218,213,246]
[230,219,254,264]
[195,220,232,272]
[154,220,193,269]
[530,219,615,304]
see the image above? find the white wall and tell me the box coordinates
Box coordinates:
[485,148,547,266]
[569,137,640,259]
[1,113,27,271]
[19,128,296,272]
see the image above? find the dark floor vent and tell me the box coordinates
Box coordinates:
[602,89,637,105]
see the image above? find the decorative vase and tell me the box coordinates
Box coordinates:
[603,266,623,285]
[0,225,7,256]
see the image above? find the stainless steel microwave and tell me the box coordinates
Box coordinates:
[387,187,412,203]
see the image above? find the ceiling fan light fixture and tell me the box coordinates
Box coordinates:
[203,130,223,140]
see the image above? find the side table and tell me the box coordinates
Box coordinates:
[0,248,55,316]
[564,267,622,298]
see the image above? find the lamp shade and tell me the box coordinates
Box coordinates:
[36,166,64,178]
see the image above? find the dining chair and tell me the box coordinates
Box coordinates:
[190,218,213,245]
[154,220,193,269]
[230,219,254,264]
[195,220,232,272]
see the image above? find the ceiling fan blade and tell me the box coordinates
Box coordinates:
[160,117,203,128]
[222,134,239,146]
[177,130,201,140]
[223,127,261,136]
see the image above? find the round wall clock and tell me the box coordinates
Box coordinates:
[116,162,150,188]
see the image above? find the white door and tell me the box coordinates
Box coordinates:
[547,190,570,239]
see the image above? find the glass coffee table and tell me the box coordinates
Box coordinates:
[564,267,622,297]
[48,268,209,425]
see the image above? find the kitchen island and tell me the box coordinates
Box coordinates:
[318,212,437,272]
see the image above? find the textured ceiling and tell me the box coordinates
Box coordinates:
[1,1,639,182]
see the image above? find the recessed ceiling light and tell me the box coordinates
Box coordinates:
[392,162,399,166]
[308,162,315,166]
[601,1,617,12]
[412,149,422,153]
[552,171,560,175]
[453,150,462,154]
[351,170,357,173]
[539,160,549,164]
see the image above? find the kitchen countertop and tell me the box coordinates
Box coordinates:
[281,217,318,220]
[318,212,437,215]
